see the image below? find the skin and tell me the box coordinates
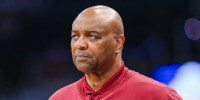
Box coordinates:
[71,5,125,91]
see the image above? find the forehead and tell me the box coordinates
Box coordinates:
[72,16,107,32]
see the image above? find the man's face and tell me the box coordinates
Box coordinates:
[71,15,117,74]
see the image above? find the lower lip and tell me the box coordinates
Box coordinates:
[76,56,90,61]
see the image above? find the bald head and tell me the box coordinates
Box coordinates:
[72,5,124,35]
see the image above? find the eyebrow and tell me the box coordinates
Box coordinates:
[85,30,100,34]
[71,30,78,33]
[71,30,100,34]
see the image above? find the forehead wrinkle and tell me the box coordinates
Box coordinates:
[73,18,105,31]
[85,30,100,34]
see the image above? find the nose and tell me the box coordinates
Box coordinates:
[74,36,88,50]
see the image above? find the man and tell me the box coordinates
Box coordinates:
[49,5,182,100]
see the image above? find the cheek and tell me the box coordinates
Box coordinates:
[104,41,115,56]
[71,43,75,58]
[93,39,116,60]
[103,37,116,50]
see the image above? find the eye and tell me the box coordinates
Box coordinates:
[89,35,100,40]
[71,34,78,38]
[71,34,79,42]
[90,35,96,39]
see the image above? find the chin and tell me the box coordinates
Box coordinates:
[76,64,94,73]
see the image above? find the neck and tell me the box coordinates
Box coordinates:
[85,59,121,91]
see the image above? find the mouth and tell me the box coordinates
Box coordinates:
[75,55,91,62]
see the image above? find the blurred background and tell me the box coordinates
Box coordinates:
[0,0,200,100]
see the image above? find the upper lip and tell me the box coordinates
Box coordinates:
[75,54,90,58]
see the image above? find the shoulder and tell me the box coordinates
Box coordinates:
[125,70,182,99]
[49,81,79,100]
[127,70,172,90]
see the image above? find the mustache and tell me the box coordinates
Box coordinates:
[74,50,91,58]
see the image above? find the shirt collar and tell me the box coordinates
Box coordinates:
[77,61,128,95]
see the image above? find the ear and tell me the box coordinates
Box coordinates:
[115,34,125,54]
